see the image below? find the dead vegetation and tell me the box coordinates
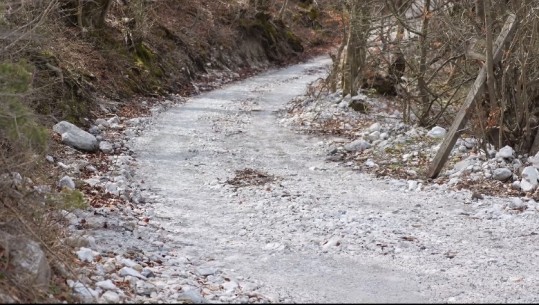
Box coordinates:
[326,0,539,157]
[226,168,280,189]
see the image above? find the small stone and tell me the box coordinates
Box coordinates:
[119,267,146,279]
[368,122,381,132]
[496,145,514,159]
[177,289,206,303]
[364,159,378,168]
[135,280,156,296]
[492,168,512,181]
[141,268,155,278]
[344,139,371,152]
[99,141,114,154]
[100,290,120,303]
[58,176,76,190]
[76,247,96,263]
[46,155,54,163]
[96,280,117,291]
[427,126,446,138]
[197,267,218,276]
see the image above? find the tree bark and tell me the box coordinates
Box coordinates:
[343,0,371,97]
[483,0,500,146]
[417,0,431,124]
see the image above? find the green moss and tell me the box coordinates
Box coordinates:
[57,189,87,211]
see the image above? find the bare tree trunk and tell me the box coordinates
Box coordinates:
[418,0,431,124]
[483,0,500,146]
[343,0,371,97]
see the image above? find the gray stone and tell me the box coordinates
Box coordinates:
[96,279,118,291]
[100,290,120,303]
[366,131,380,142]
[0,231,50,288]
[492,168,512,181]
[344,139,371,152]
[177,289,207,303]
[496,145,514,159]
[70,281,99,303]
[53,121,98,152]
[119,266,147,279]
[141,268,156,278]
[99,141,114,154]
[135,280,156,296]
[95,118,110,127]
[58,175,76,190]
[509,198,527,210]
[107,116,121,125]
[88,125,100,135]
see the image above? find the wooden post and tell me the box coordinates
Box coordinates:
[427,14,517,178]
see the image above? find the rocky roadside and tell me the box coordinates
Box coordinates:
[280,87,539,203]
[47,72,284,303]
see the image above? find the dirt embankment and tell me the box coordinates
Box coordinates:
[27,0,341,125]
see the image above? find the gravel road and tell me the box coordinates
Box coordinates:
[129,56,539,303]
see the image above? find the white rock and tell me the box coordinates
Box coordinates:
[72,281,99,302]
[364,159,378,168]
[520,179,536,192]
[100,290,120,303]
[496,145,514,159]
[408,181,418,191]
[96,279,118,291]
[368,122,381,132]
[427,126,446,138]
[119,267,146,279]
[521,166,539,192]
[76,247,97,263]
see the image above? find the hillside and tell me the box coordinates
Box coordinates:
[0,0,340,302]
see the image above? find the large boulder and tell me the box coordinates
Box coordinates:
[53,121,98,152]
[0,231,51,288]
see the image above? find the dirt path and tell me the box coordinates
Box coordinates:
[130,57,539,303]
